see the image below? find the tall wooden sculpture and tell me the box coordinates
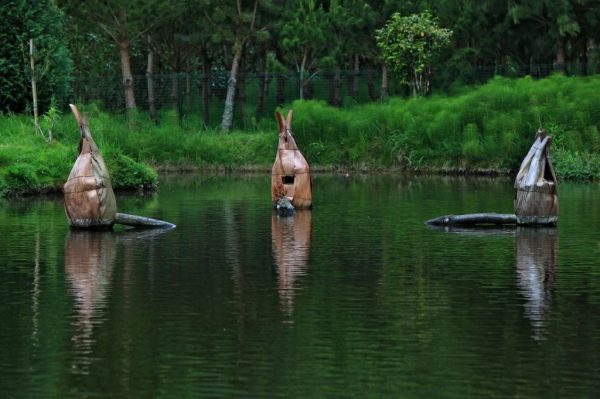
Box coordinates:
[271,110,312,210]
[514,128,558,225]
[63,104,117,229]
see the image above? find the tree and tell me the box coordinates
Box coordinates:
[207,0,270,133]
[376,10,452,96]
[59,0,174,112]
[0,0,72,113]
[278,0,328,100]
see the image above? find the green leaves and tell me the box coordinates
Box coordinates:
[0,0,72,113]
[376,11,452,95]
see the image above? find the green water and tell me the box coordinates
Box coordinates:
[1,174,599,398]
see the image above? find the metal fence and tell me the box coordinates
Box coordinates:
[70,62,599,129]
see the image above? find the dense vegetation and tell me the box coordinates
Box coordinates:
[0,0,72,113]
[1,74,599,197]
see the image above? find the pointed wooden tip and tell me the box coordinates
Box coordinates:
[69,104,82,127]
[276,111,285,132]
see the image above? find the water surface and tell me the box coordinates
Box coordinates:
[1,174,599,398]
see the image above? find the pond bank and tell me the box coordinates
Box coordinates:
[2,74,600,197]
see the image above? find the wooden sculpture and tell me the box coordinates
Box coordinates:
[63,104,175,230]
[514,128,558,225]
[426,128,558,227]
[271,110,312,211]
[63,104,117,229]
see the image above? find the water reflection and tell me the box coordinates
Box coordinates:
[65,231,116,374]
[65,228,174,374]
[271,211,312,316]
[515,227,557,340]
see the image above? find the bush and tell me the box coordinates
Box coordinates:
[3,163,40,195]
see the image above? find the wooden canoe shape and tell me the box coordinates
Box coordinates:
[514,128,558,225]
[271,110,312,209]
[63,104,117,229]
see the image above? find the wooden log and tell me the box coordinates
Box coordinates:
[271,110,312,209]
[426,213,557,227]
[114,213,176,229]
[426,213,518,226]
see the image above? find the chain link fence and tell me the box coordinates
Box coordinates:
[70,63,599,129]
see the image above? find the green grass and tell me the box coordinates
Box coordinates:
[1,74,600,197]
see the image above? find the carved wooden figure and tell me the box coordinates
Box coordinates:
[271,110,312,209]
[63,104,117,229]
[514,128,558,225]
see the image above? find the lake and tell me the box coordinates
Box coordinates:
[1,174,599,398]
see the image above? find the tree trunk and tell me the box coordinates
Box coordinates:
[555,36,566,74]
[304,78,314,99]
[237,56,246,130]
[276,73,287,107]
[171,73,179,110]
[351,54,360,99]
[329,66,342,107]
[118,38,136,110]
[580,38,588,76]
[146,41,157,124]
[257,50,268,118]
[366,68,377,101]
[380,64,388,100]
[221,40,243,133]
[202,55,212,127]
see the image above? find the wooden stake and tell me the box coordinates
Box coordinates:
[29,39,41,136]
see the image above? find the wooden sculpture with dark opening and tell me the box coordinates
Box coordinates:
[514,128,558,225]
[63,104,117,229]
[271,110,312,212]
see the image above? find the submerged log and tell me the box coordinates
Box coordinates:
[63,104,175,230]
[63,104,117,229]
[514,128,558,225]
[426,212,557,227]
[271,110,312,209]
[114,213,176,229]
[426,213,518,226]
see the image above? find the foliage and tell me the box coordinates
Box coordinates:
[2,74,600,197]
[377,11,452,96]
[0,0,72,113]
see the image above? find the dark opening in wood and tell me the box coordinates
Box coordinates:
[282,175,295,184]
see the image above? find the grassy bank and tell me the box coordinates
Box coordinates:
[1,74,600,197]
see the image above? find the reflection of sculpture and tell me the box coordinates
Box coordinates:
[65,231,116,372]
[63,105,117,229]
[271,110,312,210]
[514,128,558,225]
[515,227,557,339]
[272,211,312,315]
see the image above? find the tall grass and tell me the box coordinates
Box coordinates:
[2,74,600,197]
[291,74,600,178]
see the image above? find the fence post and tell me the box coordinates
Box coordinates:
[296,70,302,100]
[178,72,184,124]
